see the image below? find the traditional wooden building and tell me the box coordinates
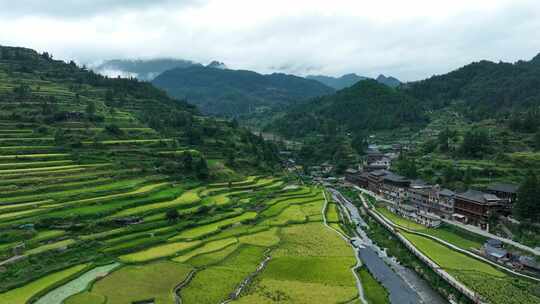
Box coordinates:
[381,172,410,203]
[367,170,388,194]
[454,190,503,229]
[486,183,518,214]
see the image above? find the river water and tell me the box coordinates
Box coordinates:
[329,189,448,304]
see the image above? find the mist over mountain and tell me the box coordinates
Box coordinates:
[93,58,199,81]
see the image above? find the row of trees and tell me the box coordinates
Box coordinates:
[515,172,540,223]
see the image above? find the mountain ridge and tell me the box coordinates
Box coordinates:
[152,65,334,116]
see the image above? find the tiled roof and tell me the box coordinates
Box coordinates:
[438,189,455,196]
[456,190,501,204]
[487,183,519,194]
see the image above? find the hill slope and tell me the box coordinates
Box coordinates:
[0,45,278,180]
[266,79,425,139]
[406,53,540,118]
[152,65,334,116]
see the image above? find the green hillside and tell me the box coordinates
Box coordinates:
[0,45,279,181]
[152,65,334,117]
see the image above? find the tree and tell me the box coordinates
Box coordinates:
[534,130,540,151]
[85,100,96,117]
[104,124,123,136]
[464,166,473,187]
[460,128,490,158]
[166,209,180,223]
[195,157,209,179]
[351,133,368,155]
[514,172,540,222]
[182,152,193,171]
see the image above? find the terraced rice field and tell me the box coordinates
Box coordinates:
[1,171,361,303]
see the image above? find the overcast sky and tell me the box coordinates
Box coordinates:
[1,0,539,81]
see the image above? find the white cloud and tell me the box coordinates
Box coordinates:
[0,0,539,81]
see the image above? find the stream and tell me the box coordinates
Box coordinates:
[328,188,448,304]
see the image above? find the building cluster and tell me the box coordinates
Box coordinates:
[481,239,540,274]
[346,148,518,230]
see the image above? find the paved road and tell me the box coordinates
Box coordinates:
[442,219,540,256]
[329,188,447,304]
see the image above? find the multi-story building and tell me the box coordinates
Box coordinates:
[380,172,410,203]
[367,170,388,194]
[454,190,503,229]
[436,189,455,219]
[408,180,438,213]
[486,183,518,215]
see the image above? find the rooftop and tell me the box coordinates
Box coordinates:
[383,172,409,183]
[487,183,519,194]
[438,188,455,196]
[456,189,502,205]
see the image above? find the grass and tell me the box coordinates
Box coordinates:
[65,262,192,304]
[326,203,341,223]
[119,240,201,263]
[376,207,426,230]
[401,231,540,304]
[401,231,503,276]
[0,264,87,304]
[358,267,389,304]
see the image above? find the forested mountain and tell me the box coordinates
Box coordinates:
[376,74,401,88]
[307,73,401,90]
[0,45,279,179]
[93,58,198,81]
[266,79,426,138]
[405,53,540,119]
[306,73,368,90]
[152,65,334,116]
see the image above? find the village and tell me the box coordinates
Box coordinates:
[285,144,540,278]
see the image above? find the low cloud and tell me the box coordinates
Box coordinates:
[0,0,539,81]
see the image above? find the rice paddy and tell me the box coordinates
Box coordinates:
[0,134,360,304]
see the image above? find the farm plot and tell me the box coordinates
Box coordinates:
[235,223,358,304]
[65,262,192,304]
[35,263,120,304]
[119,240,201,263]
[0,264,88,304]
[110,186,201,217]
[180,245,267,304]
[169,212,257,241]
